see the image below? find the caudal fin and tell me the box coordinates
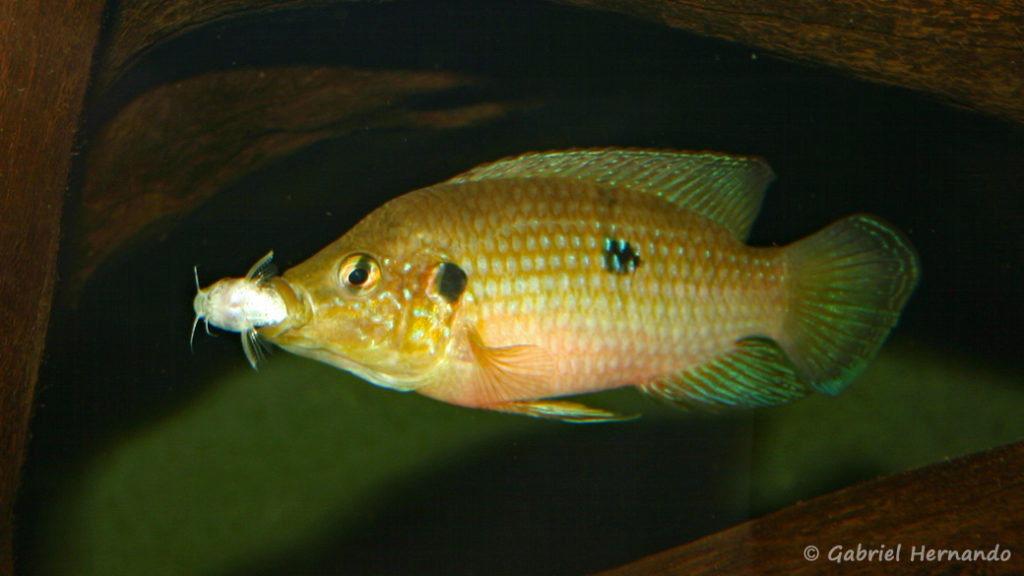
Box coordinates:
[780,215,920,395]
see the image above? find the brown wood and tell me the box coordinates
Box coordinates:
[594,440,1024,575]
[68,66,522,295]
[558,0,1024,124]
[96,0,336,90]
[0,0,107,572]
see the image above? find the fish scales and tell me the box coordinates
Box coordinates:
[193,149,919,422]
[434,179,788,401]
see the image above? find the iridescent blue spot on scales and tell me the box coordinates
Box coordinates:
[602,237,642,275]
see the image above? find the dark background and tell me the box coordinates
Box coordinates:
[18,1,1023,574]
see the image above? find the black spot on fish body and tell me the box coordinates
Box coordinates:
[437,262,468,303]
[603,237,641,275]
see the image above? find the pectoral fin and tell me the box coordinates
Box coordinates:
[241,329,270,370]
[489,399,637,423]
[467,327,556,400]
[465,329,636,423]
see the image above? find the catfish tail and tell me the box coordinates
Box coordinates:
[779,215,920,395]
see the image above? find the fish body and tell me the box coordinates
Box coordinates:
[194,149,919,422]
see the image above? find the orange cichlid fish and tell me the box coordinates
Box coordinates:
[192,149,920,422]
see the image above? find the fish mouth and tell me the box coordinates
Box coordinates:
[254,276,312,336]
[256,278,431,391]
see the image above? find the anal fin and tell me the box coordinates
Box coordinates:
[641,338,810,410]
[489,399,637,423]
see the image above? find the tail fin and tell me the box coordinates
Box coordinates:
[779,215,920,395]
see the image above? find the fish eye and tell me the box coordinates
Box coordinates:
[339,253,380,293]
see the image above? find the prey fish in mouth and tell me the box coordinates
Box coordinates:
[192,149,919,422]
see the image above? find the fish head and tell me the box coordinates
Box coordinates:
[193,277,260,333]
[260,221,466,391]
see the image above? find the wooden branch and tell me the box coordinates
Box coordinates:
[557,0,1024,124]
[96,0,336,90]
[594,440,1024,575]
[69,66,522,295]
[0,0,106,571]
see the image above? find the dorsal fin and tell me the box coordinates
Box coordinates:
[447,149,775,239]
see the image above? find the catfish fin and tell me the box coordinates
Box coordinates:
[447,149,774,239]
[241,329,269,370]
[489,399,637,423]
[641,338,810,410]
[245,250,278,284]
[467,327,557,401]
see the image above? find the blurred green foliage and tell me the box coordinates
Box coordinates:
[39,358,526,575]
[35,341,1022,575]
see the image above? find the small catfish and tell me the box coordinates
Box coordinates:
[193,149,919,422]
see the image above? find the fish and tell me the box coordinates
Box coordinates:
[192,149,920,422]
[192,251,283,367]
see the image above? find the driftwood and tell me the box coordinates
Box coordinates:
[559,0,1024,124]
[95,0,335,90]
[103,0,1024,124]
[595,440,1024,575]
[70,66,517,294]
[0,0,106,572]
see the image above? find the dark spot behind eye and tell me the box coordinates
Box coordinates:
[437,262,467,303]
